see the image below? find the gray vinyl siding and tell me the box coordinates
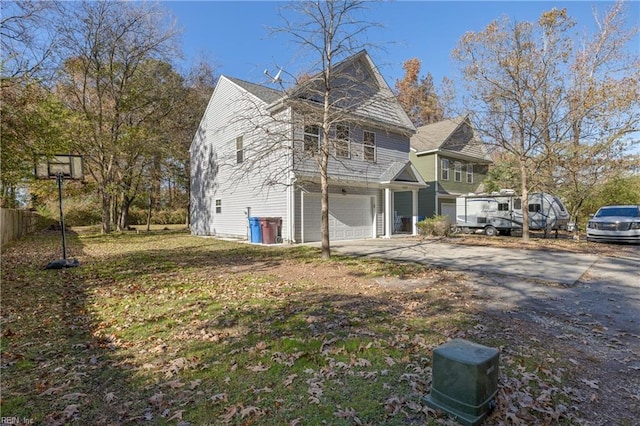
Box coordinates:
[293,120,411,183]
[294,184,383,242]
[190,77,290,240]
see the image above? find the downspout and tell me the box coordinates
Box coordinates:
[288,107,297,243]
[434,153,439,217]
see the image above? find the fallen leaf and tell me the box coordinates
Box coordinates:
[240,405,262,418]
[247,362,269,372]
[581,379,600,390]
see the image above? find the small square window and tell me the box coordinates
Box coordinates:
[215,199,222,214]
[529,203,541,213]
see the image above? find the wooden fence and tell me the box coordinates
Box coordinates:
[1,208,48,248]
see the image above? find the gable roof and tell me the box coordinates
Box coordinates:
[380,161,427,188]
[270,50,416,134]
[412,116,492,162]
[226,76,283,104]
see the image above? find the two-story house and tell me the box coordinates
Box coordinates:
[190,50,426,243]
[404,116,493,224]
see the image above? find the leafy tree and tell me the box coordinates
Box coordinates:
[394,58,450,126]
[54,1,179,233]
[453,2,639,241]
[0,81,73,207]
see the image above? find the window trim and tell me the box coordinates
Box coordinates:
[303,124,320,154]
[441,158,449,180]
[335,124,350,159]
[236,136,243,164]
[363,130,376,162]
[215,199,222,214]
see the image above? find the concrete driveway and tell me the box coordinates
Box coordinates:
[327,237,600,285]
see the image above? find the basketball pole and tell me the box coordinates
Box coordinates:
[56,172,67,260]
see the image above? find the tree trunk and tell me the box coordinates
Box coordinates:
[520,159,529,242]
[117,199,131,231]
[147,194,153,232]
[320,150,330,260]
[101,191,111,234]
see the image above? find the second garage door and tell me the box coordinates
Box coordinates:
[303,194,374,242]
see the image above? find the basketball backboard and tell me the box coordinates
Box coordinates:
[35,154,84,180]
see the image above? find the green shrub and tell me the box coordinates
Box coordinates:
[417,215,451,237]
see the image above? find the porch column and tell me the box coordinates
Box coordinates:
[384,187,392,238]
[412,189,419,236]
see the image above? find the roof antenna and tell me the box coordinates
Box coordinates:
[264,68,283,84]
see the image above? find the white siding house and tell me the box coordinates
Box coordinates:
[190,50,427,243]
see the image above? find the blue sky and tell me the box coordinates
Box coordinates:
[164,1,639,89]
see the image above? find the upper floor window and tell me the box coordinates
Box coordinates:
[363,130,376,162]
[304,124,320,153]
[466,164,473,183]
[454,163,462,182]
[335,124,350,158]
[236,136,243,164]
[441,159,449,180]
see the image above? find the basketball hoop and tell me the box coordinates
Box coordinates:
[35,154,84,180]
[35,154,84,269]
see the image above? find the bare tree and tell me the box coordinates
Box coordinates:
[54,1,180,233]
[271,0,384,259]
[1,0,59,82]
[453,2,639,240]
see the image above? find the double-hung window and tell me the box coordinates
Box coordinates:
[215,199,222,214]
[454,163,462,182]
[335,124,350,158]
[304,124,320,153]
[363,130,376,162]
[236,136,243,164]
[441,159,449,180]
[466,164,473,183]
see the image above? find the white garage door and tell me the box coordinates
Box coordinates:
[441,203,456,224]
[303,194,373,242]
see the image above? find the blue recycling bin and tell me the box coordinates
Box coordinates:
[249,217,262,243]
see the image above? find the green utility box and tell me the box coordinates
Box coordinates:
[424,338,499,426]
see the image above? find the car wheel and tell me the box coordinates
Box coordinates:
[485,225,498,237]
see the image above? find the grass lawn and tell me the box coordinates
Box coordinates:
[1,229,595,425]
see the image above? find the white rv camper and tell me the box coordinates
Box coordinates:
[455,190,570,236]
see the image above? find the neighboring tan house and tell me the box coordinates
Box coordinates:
[190,50,427,243]
[403,116,493,223]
